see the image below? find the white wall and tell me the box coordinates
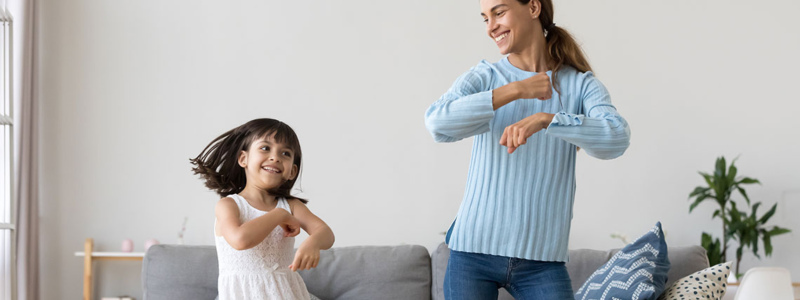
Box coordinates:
[38,0,800,298]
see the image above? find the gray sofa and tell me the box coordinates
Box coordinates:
[142,243,709,300]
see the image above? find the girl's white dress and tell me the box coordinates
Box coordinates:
[215,194,314,300]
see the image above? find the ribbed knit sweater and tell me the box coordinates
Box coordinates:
[425,57,630,261]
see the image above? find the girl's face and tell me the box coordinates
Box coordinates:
[480,0,539,55]
[238,134,298,191]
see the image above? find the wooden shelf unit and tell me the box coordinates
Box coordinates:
[74,238,144,300]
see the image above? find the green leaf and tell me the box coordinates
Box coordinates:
[701,232,712,246]
[729,202,742,220]
[738,177,761,185]
[700,172,716,191]
[689,194,711,213]
[767,227,791,236]
[763,234,773,256]
[727,164,738,186]
[689,187,710,198]
[751,229,760,258]
[758,203,777,224]
[736,186,751,206]
[700,232,723,266]
[715,157,727,180]
[712,209,721,220]
[750,202,761,219]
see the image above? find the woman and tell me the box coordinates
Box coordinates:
[424,0,631,298]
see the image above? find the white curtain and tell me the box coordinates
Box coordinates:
[10,0,38,299]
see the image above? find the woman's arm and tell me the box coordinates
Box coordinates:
[492,72,552,110]
[545,74,630,159]
[425,64,554,143]
[215,197,299,250]
[287,199,335,271]
[424,65,496,143]
[498,74,629,157]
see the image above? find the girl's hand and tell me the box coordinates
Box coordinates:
[513,73,552,100]
[499,113,555,154]
[278,210,301,237]
[289,240,320,271]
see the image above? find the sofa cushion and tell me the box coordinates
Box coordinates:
[568,245,709,292]
[142,245,219,300]
[574,222,671,300]
[658,261,732,300]
[298,245,432,300]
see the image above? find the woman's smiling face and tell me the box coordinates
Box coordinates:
[480,0,539,55]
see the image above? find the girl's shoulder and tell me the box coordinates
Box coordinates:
[284,197,307,210]
[218,194,241,204]
[215,195,242,210]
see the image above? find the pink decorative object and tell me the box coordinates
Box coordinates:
[121,239,134,252]
[144,239,159,252]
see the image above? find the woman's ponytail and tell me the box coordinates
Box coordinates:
[531,0,592,94]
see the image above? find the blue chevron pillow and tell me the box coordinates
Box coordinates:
[574,222,671,300]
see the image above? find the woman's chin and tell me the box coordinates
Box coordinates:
[497,45,511,55]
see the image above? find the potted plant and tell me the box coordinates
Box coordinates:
[688,156,791,277]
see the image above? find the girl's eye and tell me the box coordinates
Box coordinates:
[496,11,505,17]
[282,151,292,157]
[483,18,488,23]
[261,146,270,151]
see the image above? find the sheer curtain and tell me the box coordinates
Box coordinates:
[10,0,38,299]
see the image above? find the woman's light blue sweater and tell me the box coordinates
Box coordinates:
[425,57,630,262]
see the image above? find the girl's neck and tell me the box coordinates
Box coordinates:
[238,186,277,206]
[507,36,550,73]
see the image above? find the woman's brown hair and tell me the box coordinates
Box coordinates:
[520,0,593,93]
[190,118,307,203]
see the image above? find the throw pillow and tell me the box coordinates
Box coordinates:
[574,222,671,300]
[657,262,732,300]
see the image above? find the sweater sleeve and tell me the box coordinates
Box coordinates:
[424,66,496,143]
[545,73,631,159]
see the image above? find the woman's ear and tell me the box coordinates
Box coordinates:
[238,150,248,168]
[529,0,541,19]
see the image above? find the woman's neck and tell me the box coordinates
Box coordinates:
[507,36,550,73]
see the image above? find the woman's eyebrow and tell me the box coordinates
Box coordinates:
[481,4,509,17]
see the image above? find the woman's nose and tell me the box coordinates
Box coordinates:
[487,19,498,35]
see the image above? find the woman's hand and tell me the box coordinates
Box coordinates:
[289,240,320,271]
[500,113,555,154]
[513,72,552,100]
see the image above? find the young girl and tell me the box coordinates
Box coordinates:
[191,118,334,300]
[425,0,630,298]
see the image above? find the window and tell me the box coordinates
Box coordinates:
[0,6,14,300]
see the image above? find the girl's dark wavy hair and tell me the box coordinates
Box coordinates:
[190,118,307,203]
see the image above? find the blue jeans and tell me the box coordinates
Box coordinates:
[444,250,574,300]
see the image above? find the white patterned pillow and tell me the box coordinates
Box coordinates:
[657,261,732,300]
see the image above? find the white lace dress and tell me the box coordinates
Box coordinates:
[215,194,315,300]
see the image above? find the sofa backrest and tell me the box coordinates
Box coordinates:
[142,245,219,300]
[299,245,431,300]
[142,244,432,300]
[143,243,708,300]
[430,243,710,300]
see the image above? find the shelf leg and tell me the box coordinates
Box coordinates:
[83,238,93,300]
